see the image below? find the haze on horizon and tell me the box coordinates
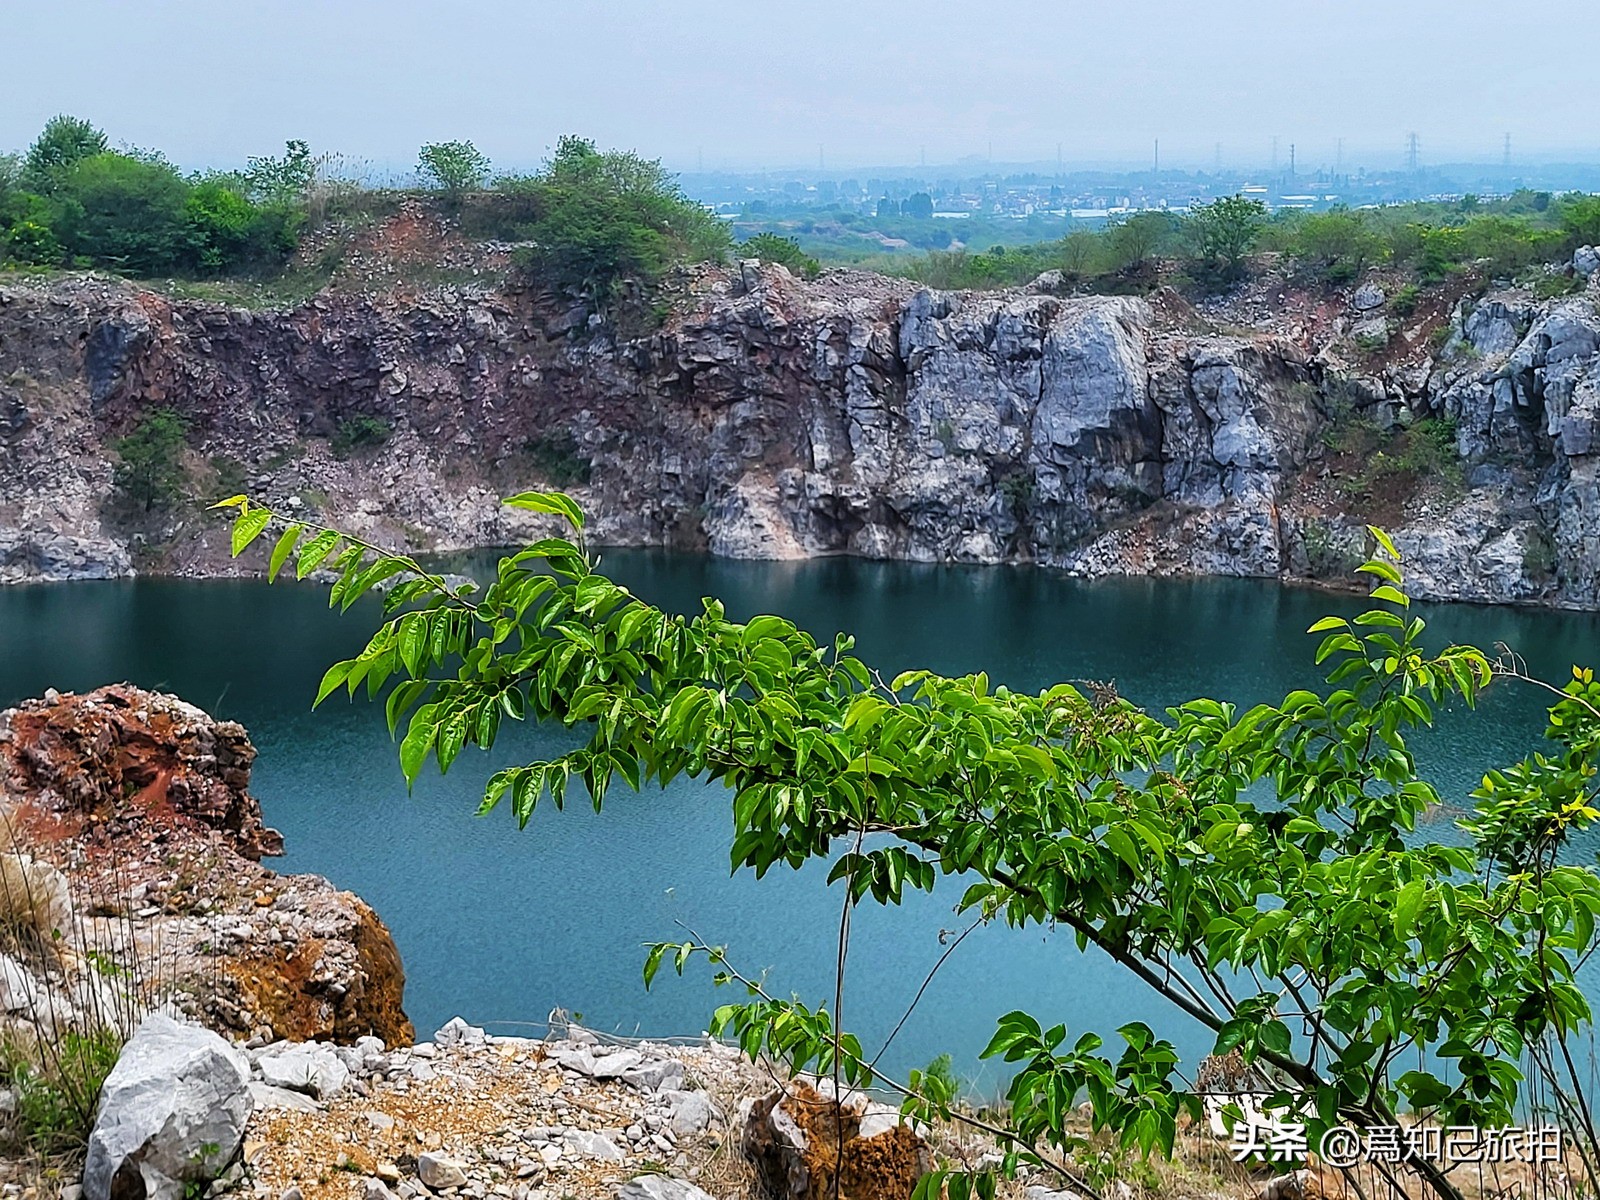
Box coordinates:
[5,0,1598,177]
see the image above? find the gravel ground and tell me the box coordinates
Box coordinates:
[242,1019,772,1200]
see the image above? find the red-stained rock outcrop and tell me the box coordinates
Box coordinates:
[0,684,414,1046]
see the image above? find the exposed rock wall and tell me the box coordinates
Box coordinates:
[1,263,1598,605]
[1402,282,1600,604]
[0,685,414,1046]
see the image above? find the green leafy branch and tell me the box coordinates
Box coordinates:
[218,497,1600,1200]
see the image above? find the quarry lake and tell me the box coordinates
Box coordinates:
[4,551,1599,1092]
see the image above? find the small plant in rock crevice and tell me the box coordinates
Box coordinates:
[521,432,592,487]
[111,408,190,513]
[331,415,392,459]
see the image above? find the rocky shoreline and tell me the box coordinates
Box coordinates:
[1,219,1597,607]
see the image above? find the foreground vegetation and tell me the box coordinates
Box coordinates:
[222,492,1600,1200]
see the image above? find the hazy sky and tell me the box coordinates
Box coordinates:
[6,0,1598,175]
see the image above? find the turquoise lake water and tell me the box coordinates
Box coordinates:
[3,552,1598,1093]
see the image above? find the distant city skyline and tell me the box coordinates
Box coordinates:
[6,1,1600,178]
[672,145,1597,180]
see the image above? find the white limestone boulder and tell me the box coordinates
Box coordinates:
[83,1014,252,1200]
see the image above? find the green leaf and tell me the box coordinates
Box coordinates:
[1102,827,1141,873]
[328,545,367,609]
[342,556,408,611]
[1394,879,1426,937]
[1358,559,1404,586]
[268,524,305,581]
[295,530,341,579]
[398,709,439,786]
[1214,1019,1250,1055]
[504,490,586,530]
[399,613,427,676]
[643,943,670,989]
[1368,526,1401,561]
[313,660,355,707]
[385,679,428,736]
[230,507,271,558]
[1259,1020,1292,1056]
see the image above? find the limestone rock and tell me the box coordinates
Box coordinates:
[1575,246,1599,279]
[248,1082,321,1113]
[3,256,1600,607]
[0,683,281,859]
[83,1014,252,1200]
[416,1154,468,1189]
[615,1178,718,1200]
[0,954,49,1022]
[0,531,132,584]
[0,685,414,1048]
[0,268,1323,593]
[433,1016,486,1046]
[664,1089,717,1136]
[566,1130,625,1161]
[256,1044,350,1099]
[620,1055,685,1092]
[1351,316,1389,345]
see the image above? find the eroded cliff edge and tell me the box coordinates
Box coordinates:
[0,683,414,1047]
[2,254,1598,605]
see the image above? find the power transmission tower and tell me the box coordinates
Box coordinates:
[1288,143,1296,179]
[1335,137,1343,178]
[1405,132,1421,173]
[1503,132,1512,170]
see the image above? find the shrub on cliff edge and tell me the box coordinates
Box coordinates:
[1184,194,1266,284]
[510,136,731,307]
[21,115,107,195]
[418,140,491,199]
[740,232,821,280]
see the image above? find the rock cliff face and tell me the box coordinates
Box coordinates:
[0,684,414,1046]
[1,258,1598,605]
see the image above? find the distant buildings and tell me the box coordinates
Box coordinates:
[689,159,1600,253]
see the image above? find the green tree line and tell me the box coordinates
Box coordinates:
[0,119,737,302]
[876,189,1600,293]
[6,114,1595,305]
[0,116,305,275]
